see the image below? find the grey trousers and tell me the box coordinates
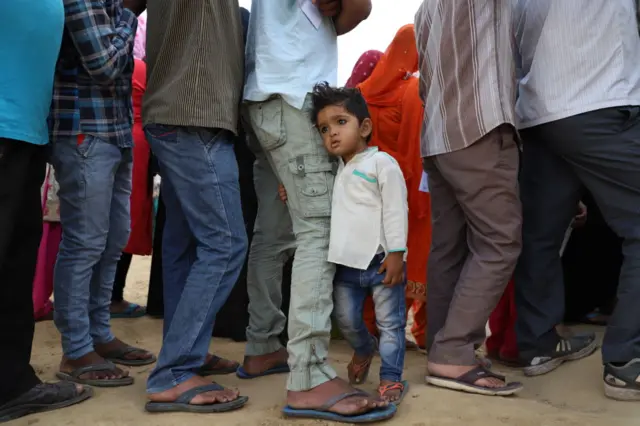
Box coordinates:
[423,124,522,366]
[515,106,640,364]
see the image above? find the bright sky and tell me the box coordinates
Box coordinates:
[238,0,423,84]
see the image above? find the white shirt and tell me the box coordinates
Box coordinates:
[328,148,409,270]
[243,2,338,110]
[514,0,640,129]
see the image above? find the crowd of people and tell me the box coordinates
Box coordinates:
[1,0,640,424]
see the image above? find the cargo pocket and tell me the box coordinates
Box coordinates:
[248,98,287,151]
[288,154,335,218]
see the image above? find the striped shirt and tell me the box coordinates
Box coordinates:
[144,0,244,134]
[414,0,516,157]
[514,0,640,129]
[49,0,137,147]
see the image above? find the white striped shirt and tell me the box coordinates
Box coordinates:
[514,0,640,129]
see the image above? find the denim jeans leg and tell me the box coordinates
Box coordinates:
[89,148,133,345]
[51,136,123,359]
[157,172,196,338]
[333,273,375,358]
[145,125,248,394]
[371,281,407,383]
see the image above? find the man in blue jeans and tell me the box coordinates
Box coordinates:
[49,0,155,388]
[140,0,249,413]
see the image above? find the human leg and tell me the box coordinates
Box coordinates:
[545,107,640,399]
[241,145,295,375]
[145,125,247,409]
[371,266,407,403]
[0,139,91,421]
[421,158,468,355]
[425,125,523,394]
[247,97,390,418]
[51,136,131,384]
[333,266,376,385]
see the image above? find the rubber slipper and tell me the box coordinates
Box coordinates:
[111,303,146,319]
[197,355,240,376]
[425,366,523,396]
[378,380,409,406]
[103,345,157,366]
[145,383,249,413]
[56,362,134,387]
[0,382,93,422]
[236,364,290,379]
[282,390,397,423]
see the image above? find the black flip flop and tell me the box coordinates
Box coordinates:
[426,366,523,396]
[145,383,249,413]
[56,362,134,387]
[197,355,240,376]
[0,382,93,422]
[103,345,157,367]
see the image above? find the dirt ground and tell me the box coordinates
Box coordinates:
[20,256,639,426]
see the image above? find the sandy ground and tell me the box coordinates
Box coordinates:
[18,256,639,426]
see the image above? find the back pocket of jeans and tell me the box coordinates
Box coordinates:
[247,98,286,151]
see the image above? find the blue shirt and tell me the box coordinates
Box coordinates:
[0,0,64,145]
[50,0,137,148]
[243,1,338,110]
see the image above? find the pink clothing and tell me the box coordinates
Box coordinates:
[32,222,61,321]
[133,10,147,60]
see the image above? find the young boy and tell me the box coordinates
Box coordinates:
[312,82,409,404]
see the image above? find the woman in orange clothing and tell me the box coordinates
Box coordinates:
[358,24,430,349]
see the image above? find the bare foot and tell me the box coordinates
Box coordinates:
[201,353,239,373]
[287,377,388,416]
[148,375,240,405]
[241,348,288,376]
[378,380,403,403]
[110,300,144,315]
[60,352,129,381]
[428,362,505,388]
[95,337,154,362]
[348,351,374,384]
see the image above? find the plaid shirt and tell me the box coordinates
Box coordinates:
[49,0,137,148]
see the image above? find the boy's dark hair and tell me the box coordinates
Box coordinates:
[310,82,372,142]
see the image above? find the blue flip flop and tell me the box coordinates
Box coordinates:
[282,390,397,423]
[236,364,290,379]
[111,303,146,319]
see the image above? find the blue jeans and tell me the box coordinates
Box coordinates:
[333,254,407,382]
[51,136,132,359]
[144,125,248,393]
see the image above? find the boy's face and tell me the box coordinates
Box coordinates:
[316,105,370,160]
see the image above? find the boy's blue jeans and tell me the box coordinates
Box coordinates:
[333,253,407,382]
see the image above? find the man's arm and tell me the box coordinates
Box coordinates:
[333,0,372,35]
[64,0,137,84]
[314,0,372,35]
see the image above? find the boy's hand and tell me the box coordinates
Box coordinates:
[278,184,288,204]
[378,252,405,287]
[313,0,341,17]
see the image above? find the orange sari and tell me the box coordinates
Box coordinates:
[358,25,431,347]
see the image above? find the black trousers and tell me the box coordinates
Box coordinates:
[0,138,46,405]
[112,252,133,303]
[515,106,640,364]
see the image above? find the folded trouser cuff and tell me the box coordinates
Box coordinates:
[245,338,284,357]
[287,363,337,392]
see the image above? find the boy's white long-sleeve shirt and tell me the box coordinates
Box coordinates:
[328,147,409,270]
